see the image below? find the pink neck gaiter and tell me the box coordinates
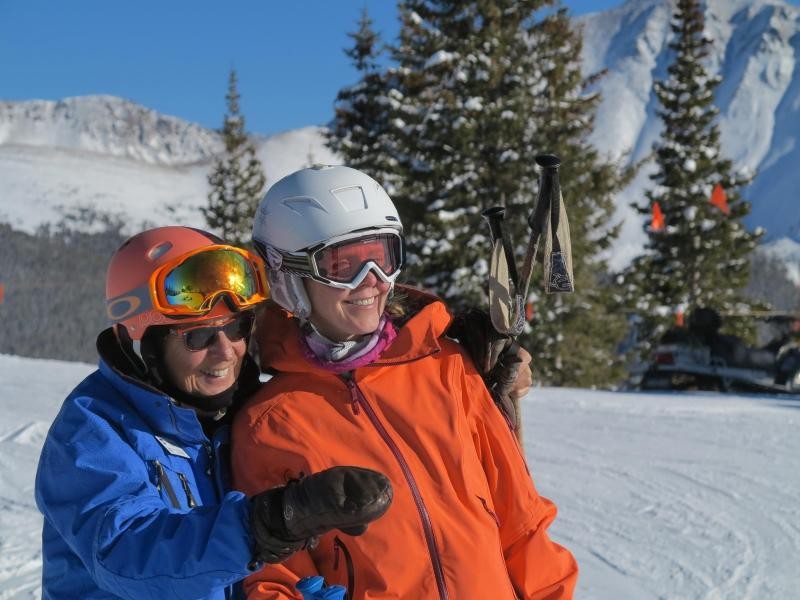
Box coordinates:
[300,315,397,373]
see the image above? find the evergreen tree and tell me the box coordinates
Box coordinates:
[327,0,634,385]
[622,0,762,352]
[327,8,397,185]
[329,1,630,385]
[521,7,633,387]
[204,69,266,247]
[384,0,553,310]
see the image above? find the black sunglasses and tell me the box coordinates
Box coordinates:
[169,311,255,352]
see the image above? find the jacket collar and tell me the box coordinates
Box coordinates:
[96,328,208,443]
[97,357,209,443]
[258,286,453,375]
[96,327,261,443]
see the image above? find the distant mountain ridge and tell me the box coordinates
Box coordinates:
[0,96,336,232]
[0,95,222,166]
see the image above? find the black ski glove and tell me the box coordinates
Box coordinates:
[250,466,393,564]
[447,308,527,430]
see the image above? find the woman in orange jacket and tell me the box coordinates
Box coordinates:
[232,165,578,599]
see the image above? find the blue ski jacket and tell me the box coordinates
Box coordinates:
[35,349,258,600]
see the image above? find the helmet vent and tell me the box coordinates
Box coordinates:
[331,185,367,212]
[147,242,173,261]
[283,196,327,215]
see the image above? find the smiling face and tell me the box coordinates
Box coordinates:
[161,316,248,398]
[304,270,391,341]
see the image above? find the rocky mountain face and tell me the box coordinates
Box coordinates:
[0,96,335,232]
[0,95,222,166]
[579,0,800,260]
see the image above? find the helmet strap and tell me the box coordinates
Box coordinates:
[114,324,150,381]
[288,274,313,320]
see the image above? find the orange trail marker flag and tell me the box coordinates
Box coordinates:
[525,301,534,322]
[0,283,4,305]
[710,183,730,215]
[651,201,665,231]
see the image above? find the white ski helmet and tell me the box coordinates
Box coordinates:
[252,164,404,318]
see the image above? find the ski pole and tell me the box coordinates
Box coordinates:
[482,206,521,293]
[518,154,574,299]
[482,154,573,337]
[482,206,526,336]
[479,154,574,442]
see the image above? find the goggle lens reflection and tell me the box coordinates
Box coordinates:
[162,249,259,312]
[313,234,402,284]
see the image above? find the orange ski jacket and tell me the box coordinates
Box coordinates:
[232,290,578,599]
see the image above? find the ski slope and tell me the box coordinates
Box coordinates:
[0,353,798,599]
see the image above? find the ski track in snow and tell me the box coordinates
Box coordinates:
[529,389,800,599]
[0,354,799,598]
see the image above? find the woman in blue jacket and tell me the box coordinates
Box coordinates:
[34,226,392,600]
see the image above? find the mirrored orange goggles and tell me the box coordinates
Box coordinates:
[151,245,269,316]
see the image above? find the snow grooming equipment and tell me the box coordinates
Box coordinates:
[635,309,800,394]
[481,154,575,440]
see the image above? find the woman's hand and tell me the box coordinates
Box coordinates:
[505,346,532,401]
[447,309,534,437]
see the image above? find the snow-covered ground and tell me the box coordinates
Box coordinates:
[1,353,798,599]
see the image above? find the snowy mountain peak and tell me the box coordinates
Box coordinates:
[580,0,800,257]
[0,95,222,166]
[0,95,338,232]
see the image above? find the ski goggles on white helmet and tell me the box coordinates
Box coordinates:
[262,228,405,290]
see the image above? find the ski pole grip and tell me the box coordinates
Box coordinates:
[535,154,561,169]
[482,206,507,243]
[482,206,520,289]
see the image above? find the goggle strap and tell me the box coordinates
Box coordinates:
[279,252,314,273]
[106,282,155,322]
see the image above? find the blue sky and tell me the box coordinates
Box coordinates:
[1,1,794,135]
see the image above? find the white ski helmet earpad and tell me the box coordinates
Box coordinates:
[265,269,313,320]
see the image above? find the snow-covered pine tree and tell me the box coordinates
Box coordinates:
[204,69,266,248]
[329,1,631,386]
[521,7,633,387]
[622,0,762,352]
[327,8,397,185]
[379,0,551,309]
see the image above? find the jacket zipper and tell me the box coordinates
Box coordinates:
[477,496,520,599]
[204,442,214,476]
[152,460,181,509]
[333,536,355,600]
[178,472,198,508]
[204,441,224,503]
[478,496,501,527]
[344,378,449,600]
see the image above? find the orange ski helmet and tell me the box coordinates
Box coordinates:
[105,226,269,341]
